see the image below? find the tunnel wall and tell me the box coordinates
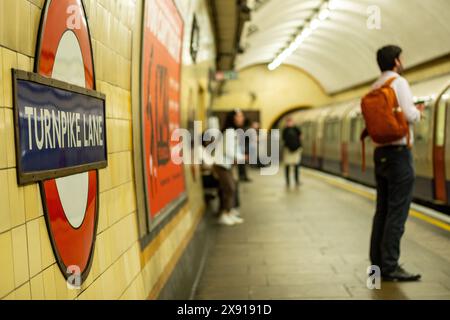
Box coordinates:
[211,64,331,129]
[0,0,215,300]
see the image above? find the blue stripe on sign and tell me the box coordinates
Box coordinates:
[17,79,106,173]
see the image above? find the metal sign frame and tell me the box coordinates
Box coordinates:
[12,69,107,185]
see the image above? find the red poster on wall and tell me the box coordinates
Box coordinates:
[141,0,185,220]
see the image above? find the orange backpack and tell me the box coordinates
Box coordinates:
[360,77,410,171]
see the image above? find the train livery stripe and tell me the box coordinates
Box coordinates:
[303,169,450,232]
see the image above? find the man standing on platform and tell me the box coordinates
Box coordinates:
[368,45,424,282]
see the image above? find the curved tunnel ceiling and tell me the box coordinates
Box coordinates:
[238,0,450,94]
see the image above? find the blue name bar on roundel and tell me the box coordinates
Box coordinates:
[13,70,107,185]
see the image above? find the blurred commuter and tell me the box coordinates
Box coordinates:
[237,117,252,182]
[199,137,220,206]
[213,110,247,226]
[366,45,424,281]
[282,117,302,187]
[249,121,261,168]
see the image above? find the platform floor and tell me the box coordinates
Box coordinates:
[194,168,450,300]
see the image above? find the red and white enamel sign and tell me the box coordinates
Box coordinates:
[35,0,99,283]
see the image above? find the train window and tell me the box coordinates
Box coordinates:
[350,117,359,143]
[325,120,340,142]
[302,122,309,143]
[325,122,333,141]
[415,102,432,142]
[334,121,341,141]
[436,88,450,147]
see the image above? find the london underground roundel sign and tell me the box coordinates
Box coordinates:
[34,0,100,283]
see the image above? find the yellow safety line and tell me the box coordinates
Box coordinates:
[409,210,450,232]
[304,170,450,232]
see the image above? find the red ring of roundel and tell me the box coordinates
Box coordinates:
[35,0,99,282]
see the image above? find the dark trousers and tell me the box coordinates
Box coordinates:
[370,146,415,274]
[285,165,300,186]
[213,165,237,212]
[238,163,249,179]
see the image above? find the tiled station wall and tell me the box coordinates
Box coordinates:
[0,0,215,300]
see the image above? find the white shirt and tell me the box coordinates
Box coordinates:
[213,129,246,170]
[371,71,421,146]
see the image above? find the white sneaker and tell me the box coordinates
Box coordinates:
[230,209,244,224]
[231,215,244,224]
[218,213,235,226]
[230,208,241,217]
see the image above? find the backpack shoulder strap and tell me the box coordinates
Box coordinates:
[382,77,398,88]
[360,128,369,172]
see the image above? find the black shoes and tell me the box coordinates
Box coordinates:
[382,266,421,282]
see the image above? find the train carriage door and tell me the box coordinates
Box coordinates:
[341,112,351,177]
[435,87,450,204]
[311,122,318,166]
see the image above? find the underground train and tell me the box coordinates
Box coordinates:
[293,74,450,208]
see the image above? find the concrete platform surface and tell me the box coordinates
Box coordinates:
[194,168,450,300]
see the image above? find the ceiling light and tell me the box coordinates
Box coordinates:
[268,0,336,71]
[302,27,312,38]
[310,18,320,30]
[319,8,330,20]
[328,0,340,10]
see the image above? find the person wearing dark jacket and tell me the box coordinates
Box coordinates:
[282,117,302,187]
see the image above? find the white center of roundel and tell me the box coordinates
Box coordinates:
[52,30,89,229]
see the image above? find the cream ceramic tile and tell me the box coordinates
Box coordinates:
[53,265,68,300]
[124,91,132,120]
[107,188,119,226]
[122,183,136,217]
[109,153,119,188]
[101,264,118,300]
[12,225,29,287]
[0,102,8,169]
[17,53,31,72]
[89,243,101,279]
[29,0,44,9]
[98,167,110,192]
[97,191,109,233]
[0,231,14,298]
[42,266,57,300]
[83,0,91,17]
[8,169,25,228]
[81,262,95,290]
[2,291,15,300]
[0,49,4,107]
[2,0,19,50]
[106,118,115,153]
[0,169,11,233]
[30,273,45,300]
[0,1,4,47]
[4,109,16,167]
[18,0,31,56]
[94,37,104,82]
[30,3,41,57]
[39,217,55,269]
[123,59,131,90]
[97,230,112,274]
[24,183,43,221]
[14,282,31,300]
[2,48,18,109]
[26,218,42,277]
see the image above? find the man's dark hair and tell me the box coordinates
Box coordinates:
[377,45,402,72]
